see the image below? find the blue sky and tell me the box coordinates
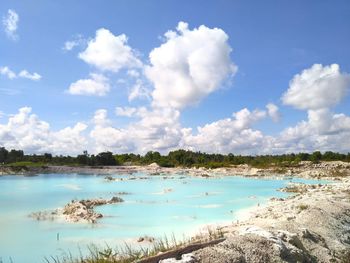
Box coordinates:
[0,0,350,155]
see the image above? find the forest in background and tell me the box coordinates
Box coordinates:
[1,147,350,168]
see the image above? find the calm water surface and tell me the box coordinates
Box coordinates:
[0,173,328,262]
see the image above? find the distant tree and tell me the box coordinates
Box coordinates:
[7,149,24,163]
[77,154,89,165]
[143,151,161,164]
[0,147,8,163]
[44,153,52,162]
[96,152,118,166]
[296,152,310,161]
[310,151,322,163]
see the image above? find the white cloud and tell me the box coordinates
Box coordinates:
[90,107,183,153]
[282,64,350,110]
[128,79,150,101]
[127,69,140,78]
[115,107,137,117]
[90,109,135,153]
[273,64,350,153]
[2,9,19,40]
[91,105,275,155]
[18,70,42,81]
[63,35,86,51]
[51,122,88,154]
[0,66,16,79]
[277,108,350,153]
[115,106,147,118]
[131,108,183,152]
[79,28,142,72]
[145,21,237,109]
[0,107,88,155]
[67,73,110,96]
[0,66,42,81]
[64,41,79,51]
[181,108,270,154]
[266,103,280,122]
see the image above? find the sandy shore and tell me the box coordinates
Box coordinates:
[156,178,350,263]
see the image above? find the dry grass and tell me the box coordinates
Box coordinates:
[45,227,225,263]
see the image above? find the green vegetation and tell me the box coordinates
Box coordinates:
[0,147,349,169]
[5,161,47,167]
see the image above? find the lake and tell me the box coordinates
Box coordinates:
[0,172,328,262]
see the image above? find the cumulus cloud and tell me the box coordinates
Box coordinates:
[67,73,110,96]
[0,66,41,81]
[89,107,183,153]
[90,109,135,153]
[266,103,280,122]
[282,64,350,110]
[2,9,19,40]
[0,107,87,155]
[277,109,350,153]
[18,70,42,81]
[181,108,271,154]
[79,28,142,72]
[92,105,276,155]
[131,108,183,152]
[273,64,350,153]
[145,21,237,109]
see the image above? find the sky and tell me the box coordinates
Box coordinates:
[0,0,350,155]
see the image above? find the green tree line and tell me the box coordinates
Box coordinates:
[1,147,350,168]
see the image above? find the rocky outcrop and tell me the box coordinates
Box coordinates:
[30,196,124,223]
[279,182,321,194]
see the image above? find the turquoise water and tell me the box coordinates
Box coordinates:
[0,173,328,262]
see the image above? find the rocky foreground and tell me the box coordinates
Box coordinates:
[155,179,350,263]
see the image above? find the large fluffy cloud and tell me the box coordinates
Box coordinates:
[67,73,110,96]
[282,64,350,110]
[275,64,350,153]
[277,109,350,153]
[79,28,142,72]
[90,104,278,155]
[0,107,87,155]
[90,109,136,153]
[2,9,19,40]
[181,107,275,154]
[90,107,182,153]
[145,21,237,109]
